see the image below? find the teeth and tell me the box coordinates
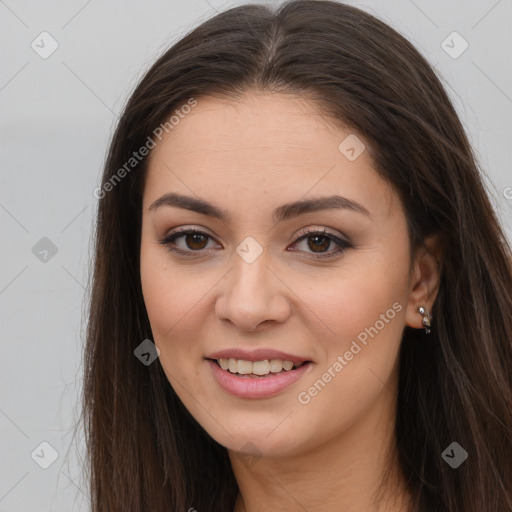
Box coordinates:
[219,358,230,370]
[237,360,253,375]
[218,358,300,376]
[282,360,293,371]
[269,360,282,373]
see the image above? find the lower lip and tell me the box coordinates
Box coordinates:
[206,359,313,399]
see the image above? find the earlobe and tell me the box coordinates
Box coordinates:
[404,234,443,331]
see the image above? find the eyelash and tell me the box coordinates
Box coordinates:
[158,227,353,259]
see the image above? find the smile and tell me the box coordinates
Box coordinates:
[206,358,313,399]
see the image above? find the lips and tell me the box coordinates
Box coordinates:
[205,348,312,366]
[206,358,314,398]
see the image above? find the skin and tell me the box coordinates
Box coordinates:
[139,91,442,512]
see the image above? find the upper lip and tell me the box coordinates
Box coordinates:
[206,348,311,365]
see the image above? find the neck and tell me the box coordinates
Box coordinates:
[229,387,410,512]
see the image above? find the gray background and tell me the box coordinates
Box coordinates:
[0,0,511,510]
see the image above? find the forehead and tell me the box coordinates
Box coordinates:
[150,92,348,160]
[143,92,397,221]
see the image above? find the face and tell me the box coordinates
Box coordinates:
[140,91,418,459]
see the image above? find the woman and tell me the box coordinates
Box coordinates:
[82,1,512,511]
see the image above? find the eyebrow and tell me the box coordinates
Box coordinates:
[148,192,371,223]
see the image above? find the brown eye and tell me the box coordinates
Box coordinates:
[183,232,209,250]
[160,227,352,259]
[160,228,218,255]
[290,228,352,259]
[305,234,331,253]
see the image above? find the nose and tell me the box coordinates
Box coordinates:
[215,252,291,332]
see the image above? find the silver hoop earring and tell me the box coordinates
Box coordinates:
[418,306,432,334]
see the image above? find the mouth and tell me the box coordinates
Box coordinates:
[207,357,312,378]
[206,357,314,398]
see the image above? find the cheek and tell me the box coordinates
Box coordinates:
[292,250,408,405]
[140,240,198,339]
[299,254,408,347]
[140,255,196,391]
[139,241,217,385]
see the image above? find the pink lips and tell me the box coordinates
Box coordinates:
[206,358,313,399]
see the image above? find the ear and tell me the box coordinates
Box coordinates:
[404,234,443,330]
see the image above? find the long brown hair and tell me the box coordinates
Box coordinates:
[81,1,512,510]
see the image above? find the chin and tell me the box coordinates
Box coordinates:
[200,413,309,459]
